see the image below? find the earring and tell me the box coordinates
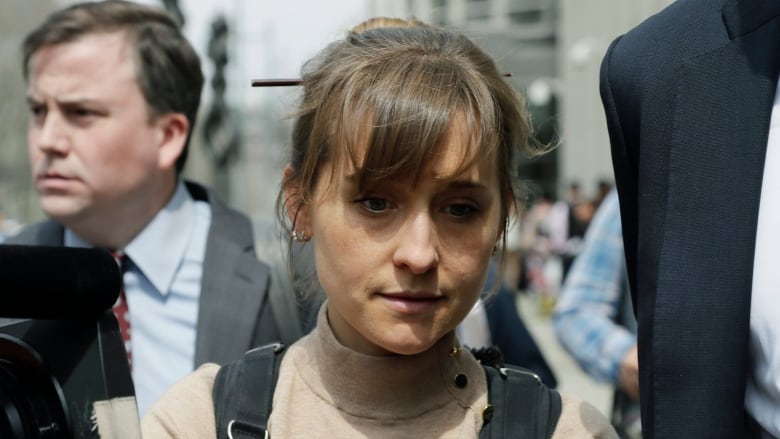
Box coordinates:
[292,230,309,242]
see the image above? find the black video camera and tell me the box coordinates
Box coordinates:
[0,246,138,438]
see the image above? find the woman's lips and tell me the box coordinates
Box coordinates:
[377,293,444,314]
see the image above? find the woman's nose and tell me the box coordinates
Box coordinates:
[392,212,439,274]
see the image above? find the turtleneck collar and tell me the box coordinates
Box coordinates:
[290,302,487,421]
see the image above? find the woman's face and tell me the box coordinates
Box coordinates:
[291,122,503,356]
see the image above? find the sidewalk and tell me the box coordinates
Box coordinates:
[515,293,613,416]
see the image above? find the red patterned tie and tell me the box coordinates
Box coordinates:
[111,252,132,368]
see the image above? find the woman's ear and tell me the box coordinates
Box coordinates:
[283,165,310,235]
[497,190,514,242]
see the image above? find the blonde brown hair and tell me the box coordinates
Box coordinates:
[279,17,541,248]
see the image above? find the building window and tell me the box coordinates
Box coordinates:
[432,0,448,25]
[466,0,490,21]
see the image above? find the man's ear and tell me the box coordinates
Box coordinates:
[282,165,311,236]
[156,113,189,171]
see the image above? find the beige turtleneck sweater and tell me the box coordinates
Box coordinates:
[142,305,617,438]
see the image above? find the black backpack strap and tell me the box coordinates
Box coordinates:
[480,365,562,439]
[213,342,286,439]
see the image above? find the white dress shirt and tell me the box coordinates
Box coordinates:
[66,181,211,415]
[746,77,780,438]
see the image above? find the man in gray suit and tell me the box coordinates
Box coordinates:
[5,0,306,415]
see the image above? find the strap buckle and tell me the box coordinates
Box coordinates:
[227,419,269,439]
[498,366,542,383]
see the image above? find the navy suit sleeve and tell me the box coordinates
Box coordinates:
[485,285,557,388]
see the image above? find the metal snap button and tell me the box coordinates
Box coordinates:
[483,404,494,422]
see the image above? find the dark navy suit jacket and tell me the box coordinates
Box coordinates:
[600,0,780,437]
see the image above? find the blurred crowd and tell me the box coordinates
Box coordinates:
[503,179,613,312]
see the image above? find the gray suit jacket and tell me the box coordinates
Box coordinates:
[5,181,285,367]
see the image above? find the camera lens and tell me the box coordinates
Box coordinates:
[0,336,69,439]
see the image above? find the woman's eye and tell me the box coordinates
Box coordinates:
[446,203,478,218]
[359,197,389,212]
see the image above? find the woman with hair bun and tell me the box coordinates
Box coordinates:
[143,17,616,439]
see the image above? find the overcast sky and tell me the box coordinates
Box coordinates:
[130,0,372,107]
[54,0,371,106]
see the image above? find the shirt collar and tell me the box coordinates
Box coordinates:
[65,181,197,296]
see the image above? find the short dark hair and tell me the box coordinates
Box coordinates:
[22,0,204,173]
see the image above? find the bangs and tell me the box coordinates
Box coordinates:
[329,53,502,191]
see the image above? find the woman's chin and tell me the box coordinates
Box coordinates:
[373,331,449,356]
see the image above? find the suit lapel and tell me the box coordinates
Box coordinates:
[37,221,65,245]
[654,9,780,433]
[193,186,270,366]
[722,0,780,39]
[4,220,64,246]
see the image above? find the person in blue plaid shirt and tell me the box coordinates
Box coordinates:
[552,189,641,438]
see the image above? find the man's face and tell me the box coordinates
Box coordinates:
[26,31,169,231]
